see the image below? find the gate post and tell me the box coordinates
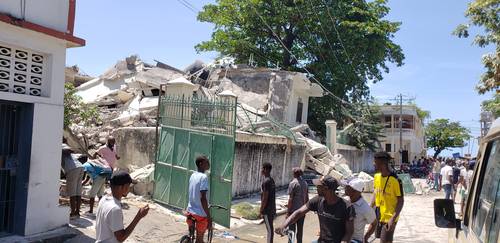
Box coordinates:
[218,90,237,134]
[325,120,337,154]
[166,77,195,128]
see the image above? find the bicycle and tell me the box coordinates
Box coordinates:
[275,227,298,243]
[180,204,228,243]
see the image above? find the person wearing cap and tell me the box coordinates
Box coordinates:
[286,168,309,243]
[95,171,148,243]
[365,152,404,243]
[260,162,276,243]
[61,144,84,219]
[343,178,376,243]
[186,155,211,243]
[276,175,354,243]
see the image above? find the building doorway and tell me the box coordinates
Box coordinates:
[0,101,32,236]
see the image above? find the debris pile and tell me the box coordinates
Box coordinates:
[65,55,184,154]
[67,56,375,196]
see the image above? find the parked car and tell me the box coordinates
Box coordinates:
[434,118,500,243]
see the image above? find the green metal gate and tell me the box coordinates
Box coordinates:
[153,94,236,228]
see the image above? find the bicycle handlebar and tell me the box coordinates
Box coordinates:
[209,204,228,210]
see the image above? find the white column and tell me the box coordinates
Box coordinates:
[325,120,337,154]
[166,77,195,128]
[218,90,238,134]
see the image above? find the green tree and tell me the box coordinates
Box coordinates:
[426,119,471,158]
[482,93,500,118]
[196,0,404,138]
[340,102,384,151]
[64,82,100,128]
[454,0,499,94]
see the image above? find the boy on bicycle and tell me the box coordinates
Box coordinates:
[186,156,211,243]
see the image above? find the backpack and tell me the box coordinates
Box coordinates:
[452,167,461,184]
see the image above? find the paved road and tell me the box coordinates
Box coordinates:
[224,192,450,243]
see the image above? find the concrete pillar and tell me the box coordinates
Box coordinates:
[218,90,238,134]
[166,77,195,128]
[325,120,337,154]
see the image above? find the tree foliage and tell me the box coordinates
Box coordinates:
[426,119,471,158]
[196,0,404,143]
[454,0,500,94]
[64,82,100,128]
[339,102,384,151]
[482,93,500,118]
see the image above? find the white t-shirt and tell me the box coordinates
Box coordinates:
[440,165,453,185]
[350,197,376,242]
[96,196,124,243]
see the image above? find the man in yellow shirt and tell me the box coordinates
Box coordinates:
[365,152,404,243]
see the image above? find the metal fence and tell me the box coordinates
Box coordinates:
[153,94,237,228]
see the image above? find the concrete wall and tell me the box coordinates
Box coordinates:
[336,144,375,174]
[0,22,69,235]
[0,0,70,33]
[113,128,306,197]
[232,133,307,197]
[114,127,157,170]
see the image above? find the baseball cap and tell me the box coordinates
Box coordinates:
[110,171,136,186]
[313,175,339,190]
[343,178,364,193]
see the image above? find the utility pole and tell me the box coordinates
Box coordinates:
[399,94,403,166]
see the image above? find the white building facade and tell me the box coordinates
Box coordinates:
[0,0,84,236]
[378,105,426,165]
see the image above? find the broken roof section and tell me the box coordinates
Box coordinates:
[200,64,324,129]
[76,55,184,105]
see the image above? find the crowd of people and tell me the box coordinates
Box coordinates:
[61,138,419,243]
[435,157,475,216]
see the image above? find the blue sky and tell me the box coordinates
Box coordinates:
[67,0,495,157]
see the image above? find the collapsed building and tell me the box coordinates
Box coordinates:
[66,55,374,197]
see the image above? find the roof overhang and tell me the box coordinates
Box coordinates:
[0,13,85,48]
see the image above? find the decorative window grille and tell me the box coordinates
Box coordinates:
[0,44,47,97]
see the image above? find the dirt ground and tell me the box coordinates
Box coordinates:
[62,188,451,243]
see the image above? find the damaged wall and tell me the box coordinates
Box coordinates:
[114,127,157,169]
[336,144,375,173]
[113,127,306,197]
[232,136,306,197]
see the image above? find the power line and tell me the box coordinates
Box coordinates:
[320,0,356,74]
[180,0,198,11]
[176,0,197,14]
[250,3,351,106]
[303,0,346,75]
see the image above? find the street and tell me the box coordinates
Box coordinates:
[62,188,450,243]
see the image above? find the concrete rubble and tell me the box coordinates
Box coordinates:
[67,56,371,197]
[129,164,155,197]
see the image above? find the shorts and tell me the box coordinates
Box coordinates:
[375,222,395,242]
[66,167,84,197]
[89,175,106,198]
[186,212,209,235]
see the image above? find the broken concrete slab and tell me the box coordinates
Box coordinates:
[130,164,155,197]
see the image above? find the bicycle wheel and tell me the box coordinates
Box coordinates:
[179,235,192,243]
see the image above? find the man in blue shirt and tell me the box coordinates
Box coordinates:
[82,155,112,214]
[186,155,211,243]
